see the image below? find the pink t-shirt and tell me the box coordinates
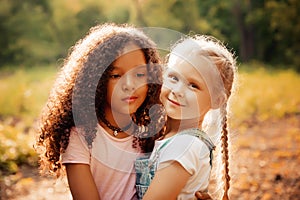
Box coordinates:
[62,124,141,200]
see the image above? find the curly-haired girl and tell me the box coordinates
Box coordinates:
[36,23,165,200]
[135,35,237,200]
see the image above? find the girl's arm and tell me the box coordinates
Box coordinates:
[143,161,190,200]
[65,163,100,200]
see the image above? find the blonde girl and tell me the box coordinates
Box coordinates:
[135,35,236,200]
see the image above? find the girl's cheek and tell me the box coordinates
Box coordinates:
[162,80,175,91]
[159,87,167,100]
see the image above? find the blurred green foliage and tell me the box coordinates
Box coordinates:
[0,66,56,122]
[0,0,299,70]
[0,66,56,174]
[0,120,38,174]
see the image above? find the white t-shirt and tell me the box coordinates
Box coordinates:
[152,134,212,200]
[62,124,141,200]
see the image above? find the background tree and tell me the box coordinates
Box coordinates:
[265,0,300,68]
[0,0,299,71]
[0,0,53,65]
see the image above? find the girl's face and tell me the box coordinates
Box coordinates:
[160,56,212,120]
[106,44,148,116]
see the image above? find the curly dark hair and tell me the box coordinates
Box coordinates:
[36,23,165,176]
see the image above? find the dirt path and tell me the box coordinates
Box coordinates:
[229,115,300,199]
[1,166,72,200]
[1,116,300,200]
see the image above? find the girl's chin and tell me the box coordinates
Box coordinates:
[112,107,139,116]
[166,112,182,120]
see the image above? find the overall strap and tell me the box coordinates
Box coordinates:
[157,137,173,152]
[179,128,215,166]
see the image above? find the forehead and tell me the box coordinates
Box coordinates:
[167,54,210,79]
[113,45,146,70]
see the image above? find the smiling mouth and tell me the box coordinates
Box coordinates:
[167,98,184,107]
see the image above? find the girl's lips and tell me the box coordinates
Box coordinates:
[167,98,184,106]
[122,96,138,103]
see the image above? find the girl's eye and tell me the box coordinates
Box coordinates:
[168,75,178,82]
[189,83,200,90]
[136,73,146,78]
[109,74,121,79]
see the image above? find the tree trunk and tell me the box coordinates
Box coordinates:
[232,0,255,62]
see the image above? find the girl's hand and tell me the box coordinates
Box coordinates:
[195,191,212,200]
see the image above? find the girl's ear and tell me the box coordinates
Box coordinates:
[212,93,227,109]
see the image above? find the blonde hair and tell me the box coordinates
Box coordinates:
[170,35,237,199]
[197,35,236,200]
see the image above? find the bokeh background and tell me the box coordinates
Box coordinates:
[0,0,299,199]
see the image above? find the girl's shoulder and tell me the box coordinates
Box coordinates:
[177,128,215,152]
[157,131,212,168]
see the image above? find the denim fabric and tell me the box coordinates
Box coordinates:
[134,155,156,200]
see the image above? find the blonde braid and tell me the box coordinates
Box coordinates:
[220,102,230,200]
[209,48,235,199]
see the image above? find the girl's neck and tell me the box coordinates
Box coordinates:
[100,107,133,138]
[163,117,203,139]
[104,107,132,127]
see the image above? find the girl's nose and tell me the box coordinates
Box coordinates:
[171,83,184,97]
[122,74,136,92]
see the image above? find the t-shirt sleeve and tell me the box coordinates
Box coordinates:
[61,128,90,165]
[158,135,210,175]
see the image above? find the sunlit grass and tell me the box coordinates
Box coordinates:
[230,63,300,126]
[0,66,57,125]
[0,66,57,174]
